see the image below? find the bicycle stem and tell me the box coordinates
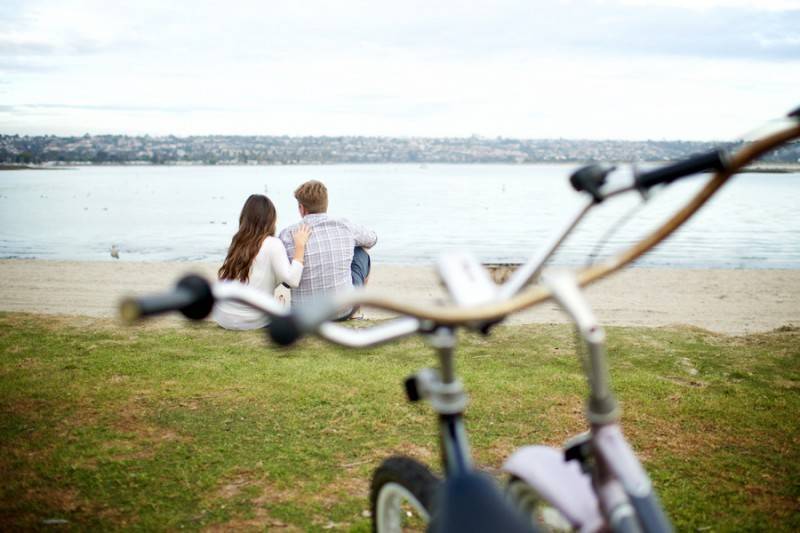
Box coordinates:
[412,328,474,476]
[430,327,457,384]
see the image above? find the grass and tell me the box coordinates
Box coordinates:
[0,312,798,531]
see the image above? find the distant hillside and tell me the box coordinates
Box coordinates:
[1,133,798,165]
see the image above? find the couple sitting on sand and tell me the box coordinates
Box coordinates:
[212,180,377,330]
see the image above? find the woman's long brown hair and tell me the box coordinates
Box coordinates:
[218,194,277,282]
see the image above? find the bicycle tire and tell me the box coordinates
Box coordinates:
[370,455,441,533]
[506,476,576,532]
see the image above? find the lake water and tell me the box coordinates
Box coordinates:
[1,164,798,268]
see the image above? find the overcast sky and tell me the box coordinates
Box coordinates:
[1,0,798,140]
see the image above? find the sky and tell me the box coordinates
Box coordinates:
[1,0,798,140]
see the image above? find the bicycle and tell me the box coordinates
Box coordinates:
[121,107,799,532]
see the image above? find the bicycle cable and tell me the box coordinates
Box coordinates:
[584,197,650,269]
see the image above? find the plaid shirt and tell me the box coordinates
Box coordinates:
[278,213,377,309]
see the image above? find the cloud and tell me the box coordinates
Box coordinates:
[13,103,241,113]
[0,0,798,138]
[0,39,58,56]
[574,6,800,61]
[4,1,799,63]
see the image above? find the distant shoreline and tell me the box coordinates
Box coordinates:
[0,164,67,171]
[738,163,800,174]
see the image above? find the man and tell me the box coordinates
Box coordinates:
[278,180,377,318]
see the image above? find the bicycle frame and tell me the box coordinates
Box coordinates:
[503,273,672,533]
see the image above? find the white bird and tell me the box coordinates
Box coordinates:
[110,245,120,259]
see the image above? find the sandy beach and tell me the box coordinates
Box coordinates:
[1,259,798,334]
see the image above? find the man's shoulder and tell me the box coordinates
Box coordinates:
[278,223,299,239]
[305,215,353,232]
[323,216,363,230]
[323,215,351,226]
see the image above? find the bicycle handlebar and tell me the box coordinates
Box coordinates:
[120,274,214,321]
[121,278,425,348]
[634,149,729,190]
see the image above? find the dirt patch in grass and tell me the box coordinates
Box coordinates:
[0,482,128,530]
[108,374,130,384]
[204,509,301,532]
[203,471,306,532]
[24,487,83,514]
[774,378,800,390]
[391,442,436,463]
[323,474,369,499]
[166,449,359,528]
[111,399,188,442]
[657,375,708,388]
[211,471,296,505]
[214,475,253,501]
[0,396,51,420]
[0,313,113,334]
[622,409,726,459]
[4,345,26,356]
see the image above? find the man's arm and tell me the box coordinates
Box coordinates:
[346,221,377,249]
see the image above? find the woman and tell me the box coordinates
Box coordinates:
[213,194,310,330]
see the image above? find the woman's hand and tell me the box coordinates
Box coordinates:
[293,224,312,248]
[291,224,311,264]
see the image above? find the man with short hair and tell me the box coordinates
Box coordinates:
[278,180,377,317]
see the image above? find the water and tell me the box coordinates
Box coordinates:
[1,164,798,268]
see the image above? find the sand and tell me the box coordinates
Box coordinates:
[0,259,798,335]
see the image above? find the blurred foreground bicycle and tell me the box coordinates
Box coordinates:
[121,107,799,532]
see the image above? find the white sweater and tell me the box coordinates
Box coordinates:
[212,236,303,330]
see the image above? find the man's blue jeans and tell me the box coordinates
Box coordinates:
[351,246,371,287]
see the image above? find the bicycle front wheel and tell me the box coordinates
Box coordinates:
[506,476,575,532]
[370,456,441,533]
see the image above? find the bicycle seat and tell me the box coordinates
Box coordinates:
[428,472,539,533]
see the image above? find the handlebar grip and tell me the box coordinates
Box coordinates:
[635,149,728,190]
[268,299,342,346]
[120,274,214,322]
[569,164,615,203]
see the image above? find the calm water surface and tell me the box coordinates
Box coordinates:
[1,164,798,268]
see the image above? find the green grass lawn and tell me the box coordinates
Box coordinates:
[1,313,798,531]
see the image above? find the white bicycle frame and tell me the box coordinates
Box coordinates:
[503,273,671,533]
